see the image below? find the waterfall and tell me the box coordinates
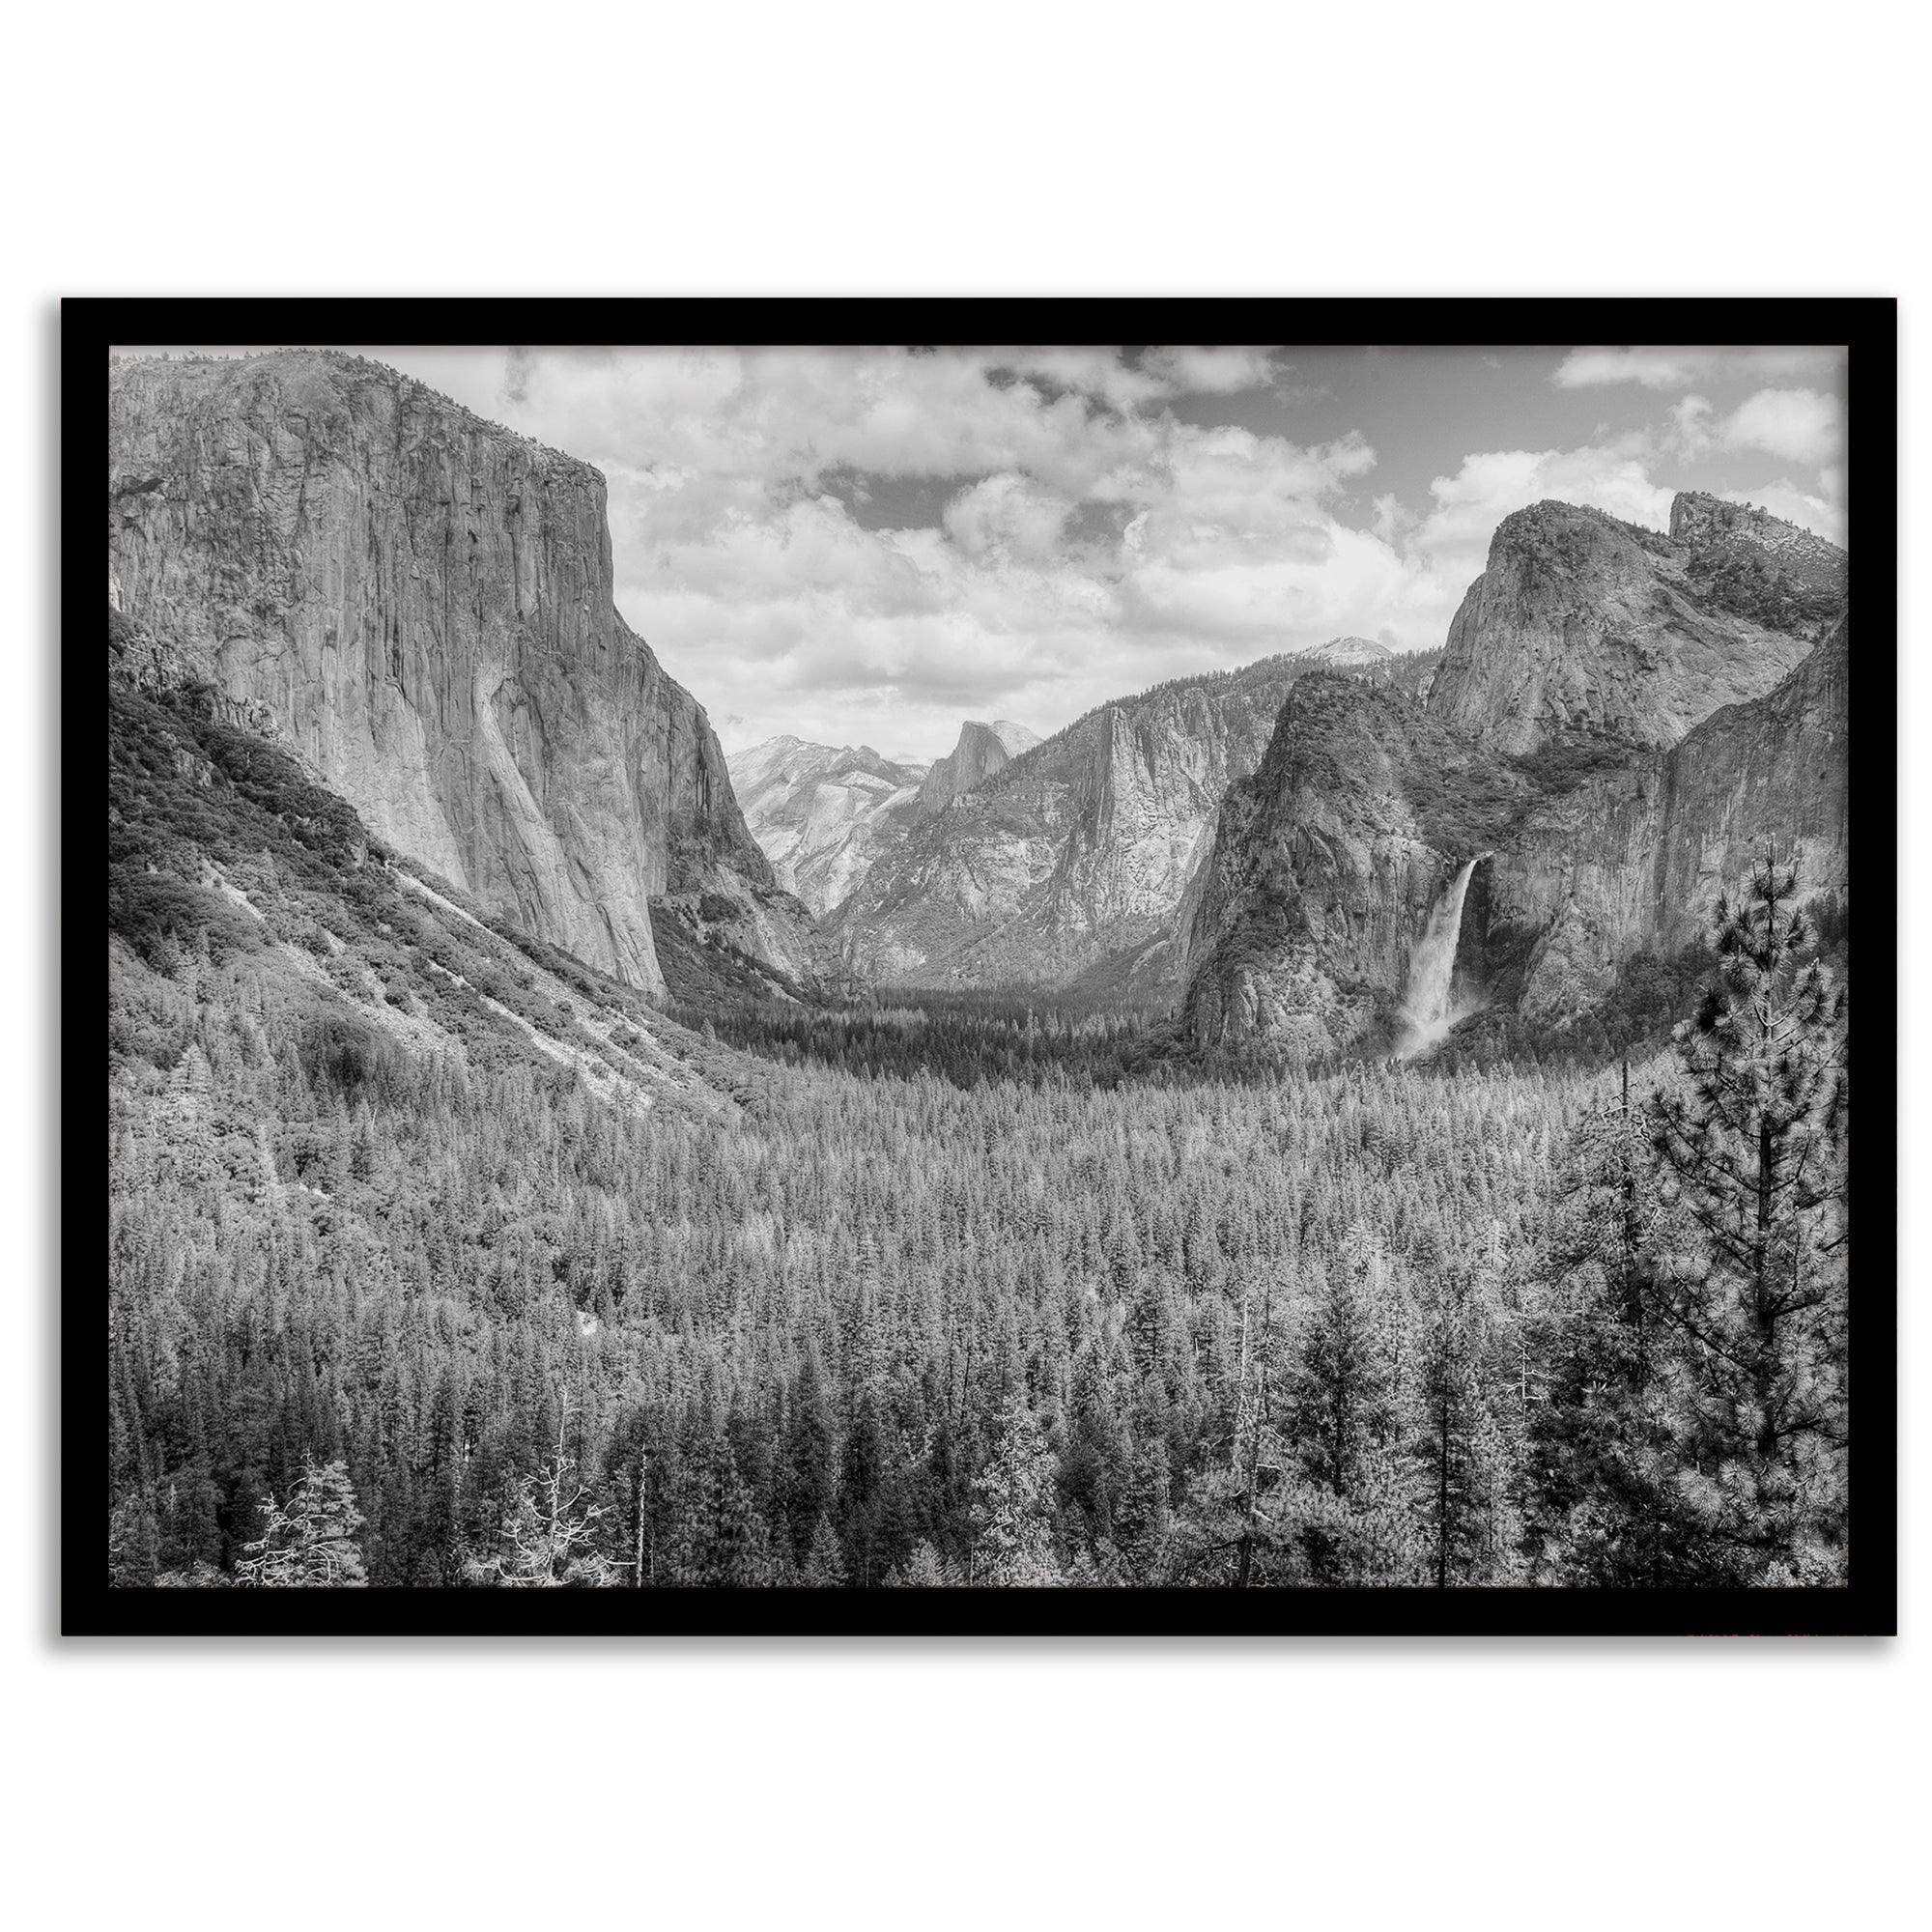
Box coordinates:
[1397,858,1480,1056]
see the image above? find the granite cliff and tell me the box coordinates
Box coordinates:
[107,349,817,999]
[726,736,927,916]
[1425,496,1832,756]
[1183,495,1847,1056]
[917,719,1039,816]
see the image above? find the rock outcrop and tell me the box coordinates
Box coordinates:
[1179,672,1533,1054]
[1181,612,1849,1055]
[1425,497,1831,756]
[1669,490,1847,634]
[1503,611,1849,1023]
[917,719,1039,816]
[726,736,927,916]
[107,350,812,997]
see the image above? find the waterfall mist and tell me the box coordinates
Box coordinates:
[1397,857,1483,1058]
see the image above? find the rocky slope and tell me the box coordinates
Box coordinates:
[107,349,819,999]
[1425,496,1833,756]
[1182,606,1849,1056]
[917,719,1039,815]
[726,736,927,915]
[831,649,1419,993]
[1502,611,1848,1024]
[108,658,748,1124]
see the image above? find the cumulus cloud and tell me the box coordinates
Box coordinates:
[355,344,1850,757]
[1408,444,1677,595]
[1664,394,1717,463]
[1550,345,1844,390]
[1719,386,1844,466]
[1138,345,1280,394]
[421,346,1444,753]
[942,471,1075,561]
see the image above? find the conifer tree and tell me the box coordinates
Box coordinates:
[1647,859,1849,1580]
[885,1541,952,1586]
[1525,1068,1708,1583]
[802,1513,848,1586]
[464,1412,615,1587]
[107,1489,160,1587]
[971,1396,1061,1585]
[236,1458,368,1587]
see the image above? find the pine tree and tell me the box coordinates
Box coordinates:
[236,1459,368,1587]
[464,1411,616,1587]
[802,1513,848,1586]
[107,1489,160,1587]
[885,1540,952,1586]
[693,1437,775,1587]
[1525,1067,1710,1583]
[1647,859,1849,1581]
[780,1356,838,1564]
[971,1396,1061,1585]
[1410,1279,1481,1587]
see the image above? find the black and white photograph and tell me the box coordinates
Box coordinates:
[15,8,1930,1922]
[76,302,1893,1634]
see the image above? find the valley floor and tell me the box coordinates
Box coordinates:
[107,943,1849,1591]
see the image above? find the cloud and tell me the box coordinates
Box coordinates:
[1719,386,1844,466]
[415,345,1423,753]
[1664,394,1716,462]
[1370,493,1413,545]
[1138,346,1280,394]
[941,471,1075,561]
[1550,346,1842,391]
[1410,444,1677,590]
[353,345,1848,758]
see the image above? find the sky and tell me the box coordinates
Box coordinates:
[123,342,1849,761]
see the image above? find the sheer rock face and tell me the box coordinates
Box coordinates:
[1179,674,1530,1055]
[917,719,1039,816]
[1425,497,1832,757]
[726,737,927,916]
[832,660,1310,991]
[107,350,799,996]
[1182,614,1849,1052]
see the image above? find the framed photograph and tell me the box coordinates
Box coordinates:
[71,297,1895,1635]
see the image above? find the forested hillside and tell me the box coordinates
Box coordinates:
[110,837,1849,1589]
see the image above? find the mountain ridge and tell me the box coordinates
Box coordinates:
[107,348,825,999]
[1181,562,1848,1056]
[1424,493,1833,757]
[830,645,1436,993]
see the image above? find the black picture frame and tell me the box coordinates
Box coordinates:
[70,295,1898,1637]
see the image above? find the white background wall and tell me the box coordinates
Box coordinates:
[5,6,1921,1926]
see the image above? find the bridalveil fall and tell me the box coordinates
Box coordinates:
[1398,858,1482,1056]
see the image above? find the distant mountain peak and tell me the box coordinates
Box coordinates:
[1294,636,1394,668]
[918,718,1041,816]
[724,736,928,916]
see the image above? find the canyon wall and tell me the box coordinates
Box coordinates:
[108,350,806,996]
